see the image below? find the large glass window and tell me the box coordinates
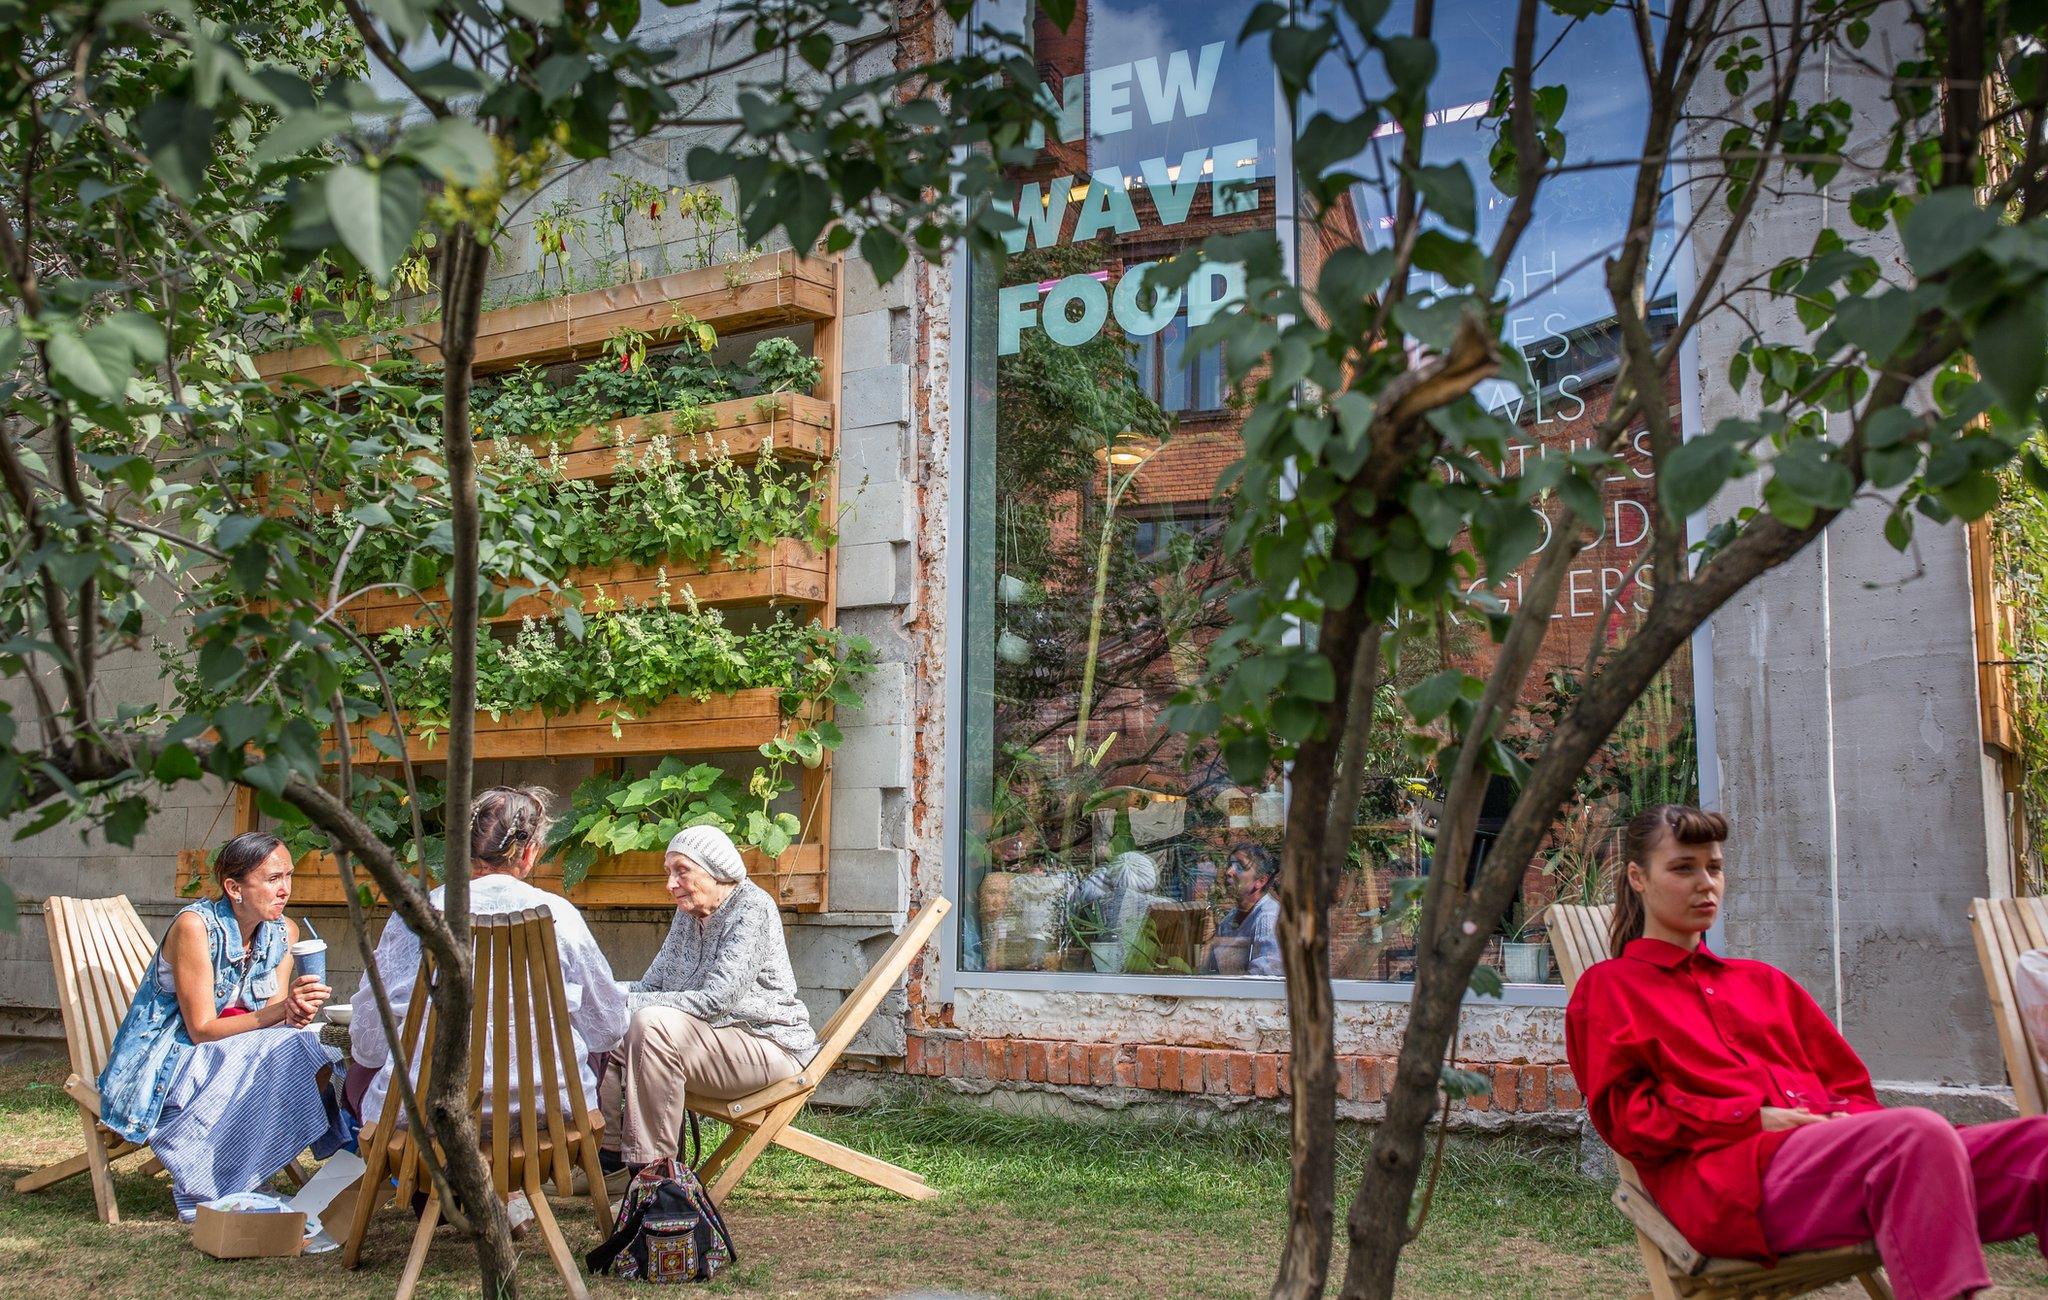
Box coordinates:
[959,0,1698,988]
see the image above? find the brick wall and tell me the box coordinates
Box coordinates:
[844,1031,1584,1119]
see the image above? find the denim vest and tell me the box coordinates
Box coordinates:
[97,897,287,1143]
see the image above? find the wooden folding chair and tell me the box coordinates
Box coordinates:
[340,907,612,1300]
[14,895,172,1223]
[1969,895,2048,1117]
[1549,903,1891,1300]
[689,896,950,1203]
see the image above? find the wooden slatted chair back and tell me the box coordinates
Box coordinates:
[46,896,158,1085]
[1970,896,2048,1117]
[1548,902,1615,989]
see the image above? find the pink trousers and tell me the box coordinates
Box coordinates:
[1758,1108,2048,1300]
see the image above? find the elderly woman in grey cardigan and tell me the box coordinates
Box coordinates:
[599,825,817,1173]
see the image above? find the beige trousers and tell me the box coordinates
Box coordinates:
[601,1005,801,1165]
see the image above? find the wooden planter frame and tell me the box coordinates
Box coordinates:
[227,253,844,913]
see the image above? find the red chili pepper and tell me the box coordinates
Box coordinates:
[619,353,631,372]
[650,201,661,219]
[291,285,305,304]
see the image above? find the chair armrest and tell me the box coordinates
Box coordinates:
[1612,1176,1705,1277]
[64,1074,103,1116]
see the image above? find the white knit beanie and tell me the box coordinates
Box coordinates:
[666,824,747,883]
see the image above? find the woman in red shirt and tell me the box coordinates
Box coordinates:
[1566,804,2048,1300]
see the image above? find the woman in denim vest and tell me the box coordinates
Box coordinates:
[99,831,346,1218]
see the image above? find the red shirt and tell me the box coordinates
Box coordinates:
[1564,938,1882,1260]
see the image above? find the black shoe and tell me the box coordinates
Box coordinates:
[599,1148,626,1174]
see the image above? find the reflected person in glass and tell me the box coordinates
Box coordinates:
[1202,842,1282,977]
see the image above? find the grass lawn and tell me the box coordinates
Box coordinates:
[1,1057,2042,1298]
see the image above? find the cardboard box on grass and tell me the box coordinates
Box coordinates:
[192,1203,307,1259]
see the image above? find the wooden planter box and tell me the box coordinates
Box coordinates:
[481,391,834,480]
[335,689,803,766]
[541,844,826,912]
[184,842,826,913]
[343,538,828,635]
[254,252,837,387]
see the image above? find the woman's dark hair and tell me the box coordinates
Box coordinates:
[1229,841,1279,887]
[1609,804,1729,958]
[470,786,555,871]
[215,831,284,888]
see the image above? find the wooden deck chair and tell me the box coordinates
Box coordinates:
[689,896,950,1203]
[1968,895,2048,1117]
[14,895,170,1223]
[340,907,612,1300]
[1549,903,1891,1300]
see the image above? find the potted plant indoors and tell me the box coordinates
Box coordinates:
[1499,903,1550,985]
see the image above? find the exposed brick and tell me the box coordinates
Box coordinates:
[1519,1065,1545,1112]
[1026,1041,1049,1084]
[1048,1042,1072,1086]
[1254,1054,1280,1099]
[1335,1057,1355,1100]
[943,1039,966,1078]
[1221,1051,1251,1095]
[1010,1042,1035,1083]
[928,1041,947,1077]
[1278,1055,1292,1097]
[905,1036,925,1075]
[1498,1065,1526,1112]
[1089,1044,1116,1087]
[1204,1051,1232,1096]
[1360,1057,1387,1104]
[1464,1065,1493,1112]
[1551,1065,1583,1110]
[964,1039,987,1080]
[1133,1046,1162,1092]
[1155,1056,1187,1097]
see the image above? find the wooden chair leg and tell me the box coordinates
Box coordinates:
[343,1138,393,1270]
[525,1168,590,1300]
[1857,1271,1895,1300]
[701,1097,804,1204]
[1635,1232,1684,1300]
[770,1123,936,1200]
[393,1193,441,1300]
[14,1148,94,1194]
[575,1136,612,1235]
[79,1111,119,1225]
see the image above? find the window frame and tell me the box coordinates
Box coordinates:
[936,0,1718,1006]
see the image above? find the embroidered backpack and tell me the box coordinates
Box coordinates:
[585,1157,736,1284]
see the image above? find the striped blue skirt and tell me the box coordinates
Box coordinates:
[151,1025,348,1219]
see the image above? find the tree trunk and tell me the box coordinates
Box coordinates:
[1270,592,1376,1299]
[429,219,522,1293]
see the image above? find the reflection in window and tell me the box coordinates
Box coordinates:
[962,0,1282,979]
[1133,316,1226,414]
[1305,0,1699,985]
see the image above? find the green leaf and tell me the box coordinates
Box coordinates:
[1403,669,1475,725]
[197,638,243,688]
[504,0,565,20]
[253,108,355,166]
[1900,188,1998,276]
[324,163,425,285]
[153,743,203,783]
[45,330,127,401]
[1412,163,1476,233]
[136,98,216,202]
[1661,435,1740,517]
[860,226,908,286]
[1975,294,2048,415]
[1833,293,1911,361]
[1380,36,1438,99]
[402,119,496,187]
[1772,444,1854,510]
